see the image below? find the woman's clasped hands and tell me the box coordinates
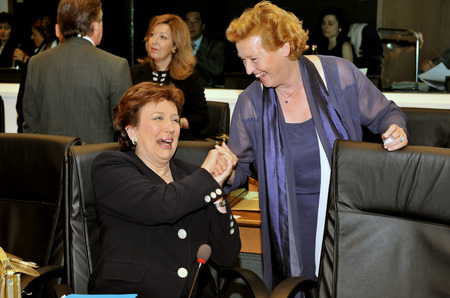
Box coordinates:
[201,142,237,186]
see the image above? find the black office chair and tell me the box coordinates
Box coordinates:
[60,141,217,295]
[62,142,118,294]
[400,107,450,147]
[363,107,450,148]
[196,101,230,143]
[223,72,255,90]
[0,133,81,297]
[263,140,450,297]
[318,140,450,296]
[222,140,450,297]
[0,96,4,133]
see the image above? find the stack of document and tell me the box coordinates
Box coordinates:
[390,81,429,92]
[418,62,450,90]
[230,190,260,211]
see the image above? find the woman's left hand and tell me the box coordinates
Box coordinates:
[382,124,408,151]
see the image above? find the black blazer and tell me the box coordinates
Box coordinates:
[88,151,241,297]
[130,63,209,140]
[0,38,19,68]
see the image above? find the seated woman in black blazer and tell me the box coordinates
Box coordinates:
[88,82,241,297]
[130,14,209,140]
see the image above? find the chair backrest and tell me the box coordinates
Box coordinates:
[196,101,230,141]
[64,140,215,293]
[401,107,450,147]
[0,96,4,133]
[0,133,81,268]
[362,107,450,148]
[319,140,450,297]
[224,72,255,90]
[64,142,119,294]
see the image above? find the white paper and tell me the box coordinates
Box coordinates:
[418,62,450,90]
[358,68,368,75]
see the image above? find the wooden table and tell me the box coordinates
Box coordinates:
[232,210,262,254]
[230,182,262,254]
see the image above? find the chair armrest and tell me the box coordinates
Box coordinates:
[219,267,270,298]
[21,265,65,293]
[270,276,318,298]
[54,283,75,297]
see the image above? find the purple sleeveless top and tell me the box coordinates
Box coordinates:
[286,117,320,279]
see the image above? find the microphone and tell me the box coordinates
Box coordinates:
[188,244,211,298]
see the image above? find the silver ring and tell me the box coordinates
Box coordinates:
[401,136,405,142]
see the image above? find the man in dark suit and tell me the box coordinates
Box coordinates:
[22,0,132,144]
[184,7,225,87]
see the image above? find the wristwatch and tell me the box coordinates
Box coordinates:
[214,198,226,208]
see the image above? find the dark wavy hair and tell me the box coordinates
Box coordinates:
[57,0,102,39]
[316,6,351,52]
[114,82,185,151]
[0,12,15,29]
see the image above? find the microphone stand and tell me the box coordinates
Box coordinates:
[188,260,206,298]
[188,244,211,298]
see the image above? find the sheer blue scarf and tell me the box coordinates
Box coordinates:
[260,56,349,288]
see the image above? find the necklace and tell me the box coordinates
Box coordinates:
[277,79,302,103]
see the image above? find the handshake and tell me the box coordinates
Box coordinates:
[201,142,237,187]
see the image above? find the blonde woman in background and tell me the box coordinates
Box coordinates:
[130,14,209,140]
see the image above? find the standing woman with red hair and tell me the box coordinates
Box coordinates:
[223,0,408,292]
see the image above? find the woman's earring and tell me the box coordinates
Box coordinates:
[132,137,137,145]
[339,28,342,32]
[172,48,177,54]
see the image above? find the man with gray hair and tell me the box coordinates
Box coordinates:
[23,0,132,144]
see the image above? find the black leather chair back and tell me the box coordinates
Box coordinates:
[363,107,450,148]
[401,107,450,147]
[0,96,4,133]
[174,140,216,164]
[197,101,230,141]
[224,72,255,89]
[64,142,119,293]
[319,140,450,297]
[0,133,81,268]
[64,140,215,293]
